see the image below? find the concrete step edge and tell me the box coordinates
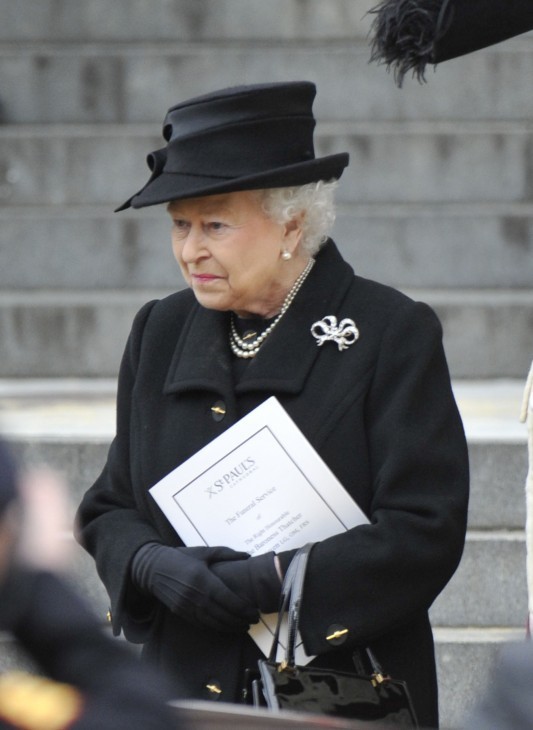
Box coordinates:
[465,529,525,540]
[406,289,533,303]
[433,627,526,643]
[0,378,118,397]
[0,378,528,443]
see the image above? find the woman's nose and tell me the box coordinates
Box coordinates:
[180,226,208,262]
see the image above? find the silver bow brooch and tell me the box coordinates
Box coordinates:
[311,316,359,351]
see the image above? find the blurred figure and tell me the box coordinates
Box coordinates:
[0,440,178,730]
[464,641,533,730]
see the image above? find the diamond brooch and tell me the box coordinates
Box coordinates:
[311,315,359,351]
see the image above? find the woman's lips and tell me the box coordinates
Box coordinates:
[191,274,221,283]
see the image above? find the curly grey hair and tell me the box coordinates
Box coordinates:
[259,180,339,256]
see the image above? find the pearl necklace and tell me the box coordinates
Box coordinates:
[229,258,315,359]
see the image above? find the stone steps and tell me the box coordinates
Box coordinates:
[1,203,532,290]
[435,627,527,729]
[2,122,533,205]
[1,38,533,123]
[2,379,528,525]
[0,0,374,42]
[1,288,532,378]
[1,379,528,628]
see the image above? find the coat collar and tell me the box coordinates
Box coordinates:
[163,240,355,397]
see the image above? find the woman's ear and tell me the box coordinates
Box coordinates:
[282,213,304,253]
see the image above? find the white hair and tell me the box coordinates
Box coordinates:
[259,180,339,256]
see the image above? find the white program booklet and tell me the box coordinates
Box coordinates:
[149,396,369,661]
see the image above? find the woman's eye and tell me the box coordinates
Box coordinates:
[207,221,227,233]
[173,220,190,237]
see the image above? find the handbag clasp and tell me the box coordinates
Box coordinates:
[277,660,297,675]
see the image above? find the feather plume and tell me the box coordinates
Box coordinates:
[368,0,452,87]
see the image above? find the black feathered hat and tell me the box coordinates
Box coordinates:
[116,81,349,211]
[369,0,533,86]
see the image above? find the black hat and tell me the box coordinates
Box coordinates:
[117,81,349,211]
[0,440,18,520]
[369,0,533,86]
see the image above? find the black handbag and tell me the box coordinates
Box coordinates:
[254,543,419,727]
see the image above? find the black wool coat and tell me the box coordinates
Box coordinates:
[76,240,469,729]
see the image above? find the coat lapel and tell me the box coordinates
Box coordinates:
[163,305,234,397]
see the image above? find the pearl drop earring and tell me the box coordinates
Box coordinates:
[281,250,292,261]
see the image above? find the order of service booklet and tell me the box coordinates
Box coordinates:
[149,396,369,662]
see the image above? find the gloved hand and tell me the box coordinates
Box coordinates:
[131,543,259,632]
[211,551,282,614]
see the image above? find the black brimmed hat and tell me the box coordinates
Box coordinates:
[117,81,349,211]
[369,0,533,86]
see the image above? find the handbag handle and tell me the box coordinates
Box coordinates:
[267,543,315,667]
[268,544,390,680]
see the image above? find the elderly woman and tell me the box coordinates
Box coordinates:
[76,81,469,729]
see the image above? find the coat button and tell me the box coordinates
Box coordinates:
[204,679,222,700]
[210,401,226,422]
[325,624,349,645]
[106,609,112,623]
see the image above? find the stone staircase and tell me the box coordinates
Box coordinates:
[1,2,532,727]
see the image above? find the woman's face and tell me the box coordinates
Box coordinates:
[168,191,303,318]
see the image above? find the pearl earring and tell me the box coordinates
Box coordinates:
[281,250,292,261]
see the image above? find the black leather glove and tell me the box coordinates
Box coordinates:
[131,543,259,632]
[211,551,282,614]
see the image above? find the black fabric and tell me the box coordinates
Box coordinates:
[76,240,469,727]
[211,551,282,614]
[369,0,533,85]
[115,81,349,210]
[433,0,533,63]
[131,542,258,631]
